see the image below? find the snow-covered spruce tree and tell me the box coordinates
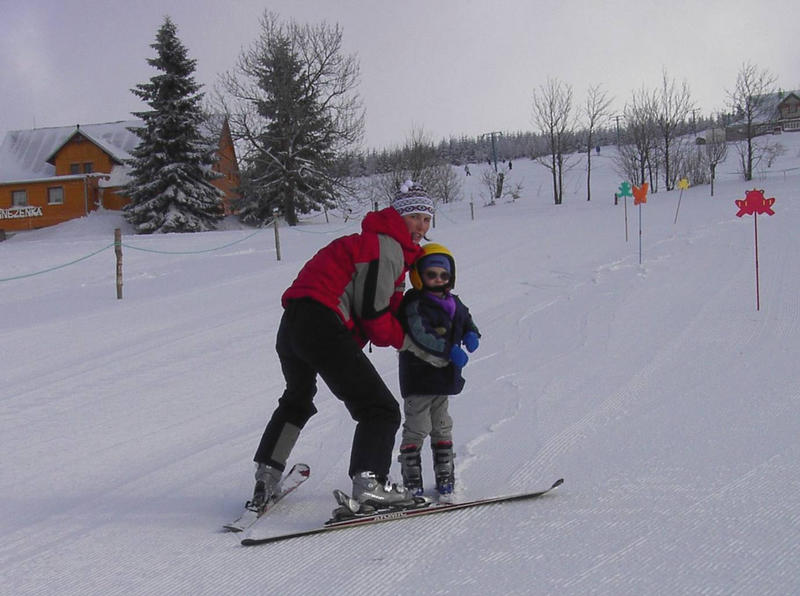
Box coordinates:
[233,35,333,226]
[219,11,363,226]
[124,16,223,234]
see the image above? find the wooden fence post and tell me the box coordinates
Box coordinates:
[114,228,123,299]
[273,210,281,261]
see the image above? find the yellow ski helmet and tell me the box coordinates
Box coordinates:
[410,243,456,290]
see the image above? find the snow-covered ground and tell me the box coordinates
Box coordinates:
[2,136,799,595]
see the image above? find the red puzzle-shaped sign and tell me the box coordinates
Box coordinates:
[735,189,775,217]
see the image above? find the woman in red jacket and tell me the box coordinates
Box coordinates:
[250,182,433,512]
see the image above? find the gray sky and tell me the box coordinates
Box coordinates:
[1,0,797,151]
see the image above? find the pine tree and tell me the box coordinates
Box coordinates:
[124,16,223,233]
[221,13,363,226]
[235,36,335,226]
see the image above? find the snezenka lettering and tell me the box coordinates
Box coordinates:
[0,206,44,219]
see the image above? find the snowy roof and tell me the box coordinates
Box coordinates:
[740,90,800,124]
[1,117,227,187]
[0,120,142,184]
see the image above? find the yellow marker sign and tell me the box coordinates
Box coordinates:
[674,178,689,224]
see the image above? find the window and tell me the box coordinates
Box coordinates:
[48,186,64,205]
[11,190,27,206]
[83,162,94,173]
[70,163,81,175]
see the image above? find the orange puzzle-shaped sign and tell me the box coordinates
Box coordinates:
[632,182,648,205]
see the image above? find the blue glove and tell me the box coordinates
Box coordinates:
[463,331,480,353]
[450,344,469,368]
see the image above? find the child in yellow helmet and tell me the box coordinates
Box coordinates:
[397,243,480,501]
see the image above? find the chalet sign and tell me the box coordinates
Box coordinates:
[0,206,43,220]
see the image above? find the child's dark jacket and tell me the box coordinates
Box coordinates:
[398,288,480,398]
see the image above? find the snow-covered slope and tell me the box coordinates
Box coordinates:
[2,135,799,595]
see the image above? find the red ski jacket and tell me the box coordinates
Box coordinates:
[282,207,423,349]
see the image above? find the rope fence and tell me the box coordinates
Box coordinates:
[0,242,115,282]
[0,220,277,293]
[1,201,478,292]
[120,228,262,254]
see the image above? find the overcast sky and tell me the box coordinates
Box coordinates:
[1,0,797,151]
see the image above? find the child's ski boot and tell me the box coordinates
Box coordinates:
[398,444,424,497]
[433,441,455,503]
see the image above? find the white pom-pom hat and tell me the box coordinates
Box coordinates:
[391,180,435,217]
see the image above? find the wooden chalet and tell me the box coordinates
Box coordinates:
[0,117,240,233]
[726,90,800,140]
[775,91,800,132]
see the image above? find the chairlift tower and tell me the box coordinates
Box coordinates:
[480,131,503,172]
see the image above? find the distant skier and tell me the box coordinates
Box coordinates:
[397,243,481,501]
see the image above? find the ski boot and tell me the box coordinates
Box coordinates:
[433,441,455,502]
[248,463,282,513]
[351,471,415,511]
[398,444,424,497]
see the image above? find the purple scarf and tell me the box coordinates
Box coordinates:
[425,291,456,319]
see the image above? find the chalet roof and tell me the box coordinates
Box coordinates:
[0,117,225,185]
[0,120,141,183]
[43,126,137,166]
[753,90,800,122]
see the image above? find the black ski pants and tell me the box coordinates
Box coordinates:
[254,298,401,479]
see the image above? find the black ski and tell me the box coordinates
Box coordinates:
[241,477,563,546]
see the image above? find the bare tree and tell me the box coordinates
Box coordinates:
[614,142,643,187]
[763,142,786,168]
[479,169,499,205]
[478,164,520,205]
[656,69,694,190]
[726,61,777,181]
[705,128,728,196]
[532,77,576,205]
[583,84,613,201]
[616,86,659,187]
[675,144,708,187]
[217,11,364,225]
[370,127,461,208]
[428,163,461,205]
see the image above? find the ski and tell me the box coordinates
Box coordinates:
[223,463,310,533]
[241,477,563,546]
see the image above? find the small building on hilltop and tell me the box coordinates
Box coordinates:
[726,90,800,140]
[775,91,800,132]
[0,117,240,233]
